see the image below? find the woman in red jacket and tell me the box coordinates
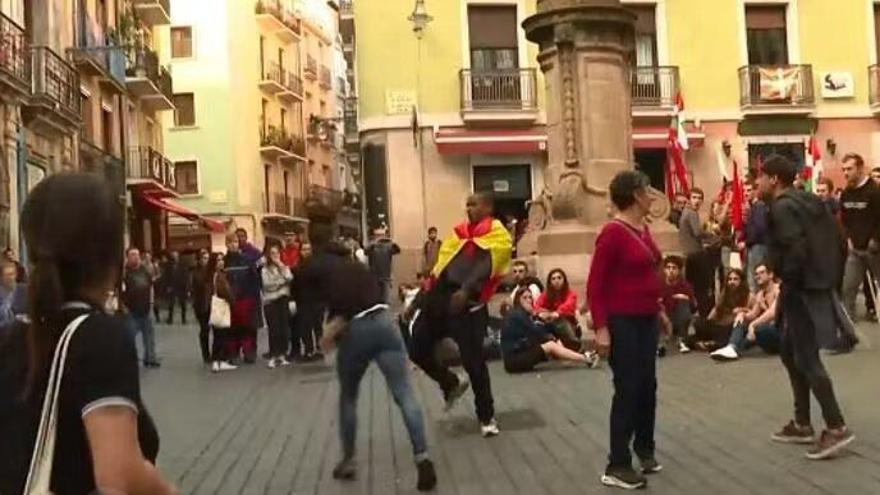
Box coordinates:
[587,170,663,490]
[534,268,581,351]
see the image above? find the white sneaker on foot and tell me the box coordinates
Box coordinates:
[481,418,500,438]
[267,358,278,369]
[679,341,691,354]
[710,345,739,362]
[278,356,291,366]
[211,361,220,373]
[583,351,601,369]
[218,361,238,371]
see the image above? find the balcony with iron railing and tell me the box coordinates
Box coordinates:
[460,68,538,123]
[344,98,358,143]
[131,0,171,26]
[128,146,177,194]
[278,70,304,103]
[271,192,293,216]
[304,55,317,80]
[260,123,306,160]
[0,12,30,97]
[738,64,815,114]
[125,45,174,110]
[24,46,81,131]
[69,13,126,92]
[255,0,301,43]
[306,184,344,217]
[259,60,287,94]
[631,66,679,115]
[319,66,332,90]
[870,65,880,114]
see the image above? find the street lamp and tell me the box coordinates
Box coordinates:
[408,0,433,39]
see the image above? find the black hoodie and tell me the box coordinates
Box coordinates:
[768,188,842,290]
[840,178,880,250]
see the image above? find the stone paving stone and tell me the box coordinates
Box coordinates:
[142,320,880,494]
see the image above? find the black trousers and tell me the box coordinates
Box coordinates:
[607,314,659,469]
[410,295,495,423]
[294,304,323,356]
[264,296,291,358]
[166,292,188,324]
[779,288,845,429]
[196,309,211,362]
[685,251,715,319]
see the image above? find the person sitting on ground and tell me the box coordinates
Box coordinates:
[534,268,582,351]
[658,255,696,356]
[500,260,543,316]
[711,263,781,361]
[500,289,598,373]
[683,268,751,352]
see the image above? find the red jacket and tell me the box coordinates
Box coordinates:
[281,245,301,269]
[535,289,577,318]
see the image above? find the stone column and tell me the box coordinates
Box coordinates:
[523,0,674,282]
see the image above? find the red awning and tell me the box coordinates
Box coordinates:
[435,129,547,155]
[138,193,226,233]
[633,124,705,150]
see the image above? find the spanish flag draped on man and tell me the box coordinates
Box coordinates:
[411,192,512,438]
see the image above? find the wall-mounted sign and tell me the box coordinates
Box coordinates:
[820,72,855,99]
[385,90,416,115]
[493,180,510,193]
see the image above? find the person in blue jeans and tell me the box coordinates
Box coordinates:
[123,247,160,368]
[319,256,437,492]
[711,263,780,362]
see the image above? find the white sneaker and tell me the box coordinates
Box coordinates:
[218,361,238,371]
[583,351,600,369]
[211,361,220,373]
[679,341,691,354]
[710,345,739,362]
[277,356,291,366]
[267,358,278,369]
[481,419,500,438]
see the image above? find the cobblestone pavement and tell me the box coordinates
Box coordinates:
[141,319,880,495]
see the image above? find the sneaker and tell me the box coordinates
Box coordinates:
[600,466,647,490]
[583,351,601,369]
[211,361,221,373]
[266,358,278,369]
[416,459,437,491]
[710,345,739,362]
[443,374,470,411]
[480,418,500,438]
[679,341,691,354]
[277,356,291,366]
[332,458,357,481]
[771,420,815,444]
[218,361,238,371]
[805,427,855,460]
[638,456,663,475]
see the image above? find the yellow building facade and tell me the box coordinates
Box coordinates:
[356,0,880,278]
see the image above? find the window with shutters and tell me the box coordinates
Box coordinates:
[628,5,657,68]
[174,161,199,195]
[746,6,788,65]
[467,6,518,71]
[171,26,194,59]
[173,93,195,127]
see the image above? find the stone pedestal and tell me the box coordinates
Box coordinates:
[523,0,677,282]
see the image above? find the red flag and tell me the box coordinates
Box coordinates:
[664,150,675,203]
[667,128,691,195]
[731,160,745,233]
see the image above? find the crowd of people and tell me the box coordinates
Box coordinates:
[1,149,876,493]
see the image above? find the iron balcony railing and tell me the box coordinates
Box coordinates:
[134,0,171,16]
[260,124,306,157]
[631,66,679,109]
[262,60,285,86]
[255,0,301,35]
[340,0,353,16]
[0,12,30,92]
[344,99,358,138]
[870,65,880,109]
[738,64,815,108]
[126,45,173,101]
[460,68,538,111]
[286,70,303,96]
[128,146,176,191]
[70,12,126,88]
[31,46,80,118]
[307,184,344,214]
[272,192,292,215]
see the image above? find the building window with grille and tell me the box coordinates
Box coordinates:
[171,26,194,59]
[174,161,199,195]
[173,93,195,127]
[745,6,788,65]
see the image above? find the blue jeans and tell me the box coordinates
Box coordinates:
[129,313,157,363]
[667,301,692,339]
[336,309,428,462]
[728,321,780,354]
